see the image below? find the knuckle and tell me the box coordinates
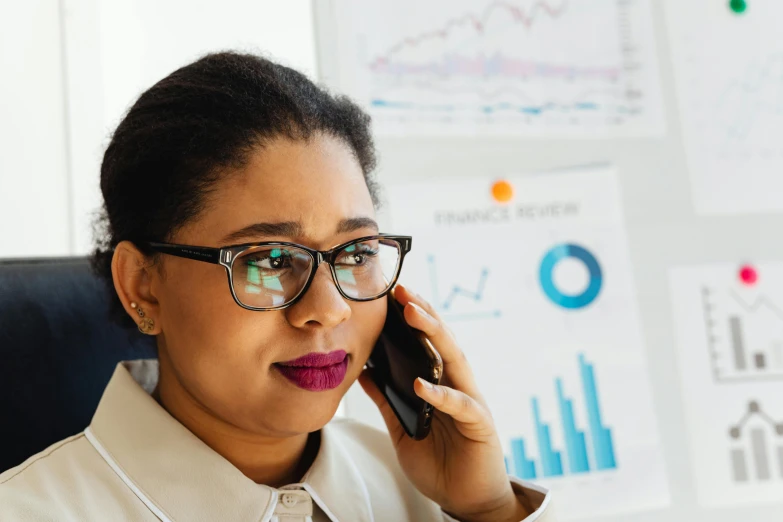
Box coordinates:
[460,393,474,413]
[432,319,447,336]
[439,385,453,403]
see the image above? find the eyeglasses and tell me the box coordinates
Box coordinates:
[145,234,412,311]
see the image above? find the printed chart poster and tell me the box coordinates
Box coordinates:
[665,0,783,215]
[387,166,670,520]
[333,0,665,137]
[670,264,783,508]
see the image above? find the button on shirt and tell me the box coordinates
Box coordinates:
[0,360,554,521]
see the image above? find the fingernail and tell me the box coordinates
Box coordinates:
[417,377,434,390]
[410,302,427,316]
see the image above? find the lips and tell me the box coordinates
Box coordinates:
[275,350,348,391]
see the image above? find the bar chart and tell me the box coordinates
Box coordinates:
[506,354,617,479]
[702,285,783,382]
[670,262,783,506]
[728,400,783,483]
[389,168,670,517]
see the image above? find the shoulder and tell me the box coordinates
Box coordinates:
[0,432,90,486]
[324,416,398,467]
[0,432,153,520]
[326,418,558,522]
[0,433,90,518]
[324,417,445,519]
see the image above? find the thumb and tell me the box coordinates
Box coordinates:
[358,368,405,440]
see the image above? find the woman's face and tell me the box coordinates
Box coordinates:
[152,133,386,436]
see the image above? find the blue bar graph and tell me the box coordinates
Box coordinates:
[511,438,537,480]
[579,354,616,470]
[507,354,617,480]
[532,398,564,477]
[556,378,590,474]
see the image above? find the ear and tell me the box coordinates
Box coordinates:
[111,240,162,334]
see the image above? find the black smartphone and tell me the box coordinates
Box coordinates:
[366,289,443,440]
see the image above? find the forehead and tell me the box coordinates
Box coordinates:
[180,134,377,246]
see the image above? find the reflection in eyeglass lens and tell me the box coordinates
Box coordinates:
[335,240,399,299]
[235,247,312,307]
[231,239,402,307]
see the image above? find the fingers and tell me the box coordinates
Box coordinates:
[395,284,478,396]
[358,369,406,441]
[414,378,495,441]
[394,283,441,317]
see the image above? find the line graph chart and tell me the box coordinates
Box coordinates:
[386,168,670,517]
[334,0,664,136]
[701,284,783,383]
[665,0,783,214]
[729,291,783,322]
[369,0,568,61]
[427,255,502,321]
[727,400,783,484]
[670,262,783,506]
[714,54,783,143]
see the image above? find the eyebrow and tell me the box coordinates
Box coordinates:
[220,217,379,244]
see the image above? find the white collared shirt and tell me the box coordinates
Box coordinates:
[0,359,554,521]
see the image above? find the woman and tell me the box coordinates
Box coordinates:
[0,52,553,521]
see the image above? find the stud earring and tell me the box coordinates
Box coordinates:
[131,302,153,333]
[130,302,145,318]
[138,317,155,335]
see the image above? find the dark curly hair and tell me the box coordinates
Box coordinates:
[92,51,380,329]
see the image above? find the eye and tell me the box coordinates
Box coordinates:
[337,245,379,266]
[245,248,293,270]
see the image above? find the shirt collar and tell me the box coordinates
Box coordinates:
[87,359,373,522]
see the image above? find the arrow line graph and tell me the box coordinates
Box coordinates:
[428,255,502,321]
[369,0,570,69]
[729,290,783,322]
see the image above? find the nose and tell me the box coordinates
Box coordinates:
[284,262,351,328]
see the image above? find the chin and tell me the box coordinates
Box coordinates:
[278,412,338,437]
[266,390,344,435]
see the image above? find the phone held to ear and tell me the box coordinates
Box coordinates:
[366,289,443,440]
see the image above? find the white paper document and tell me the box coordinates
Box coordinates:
[386,165,670,520]
[665,0,783,215]
[670,263,783,507]
[333,0,664,137]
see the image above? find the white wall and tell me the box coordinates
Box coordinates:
[0,0,72,258]
[1,0,318,257]
[312,2,783,522]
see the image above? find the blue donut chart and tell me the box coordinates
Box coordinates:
[539,244,603,309]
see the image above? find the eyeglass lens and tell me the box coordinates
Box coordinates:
[230,238,401,308]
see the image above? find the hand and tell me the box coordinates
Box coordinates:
[358,284,533,522]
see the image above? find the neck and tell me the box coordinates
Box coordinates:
[152,352,319,488]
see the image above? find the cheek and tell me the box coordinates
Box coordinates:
[160,261,231,330]
[157,261,273,364]
[156,261,287,414]
[349,298,387,365]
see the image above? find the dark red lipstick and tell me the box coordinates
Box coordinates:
[275,350,348,391]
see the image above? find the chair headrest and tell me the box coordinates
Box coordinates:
[0,257,156,472]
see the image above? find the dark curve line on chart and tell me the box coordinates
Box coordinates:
[729,290,783,322]
[369,0,570,67]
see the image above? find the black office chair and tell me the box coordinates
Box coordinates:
[0,257,156,473]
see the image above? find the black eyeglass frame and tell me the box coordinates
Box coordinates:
[145,234,412,311]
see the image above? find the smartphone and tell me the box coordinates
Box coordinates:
[366,289,443,440]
